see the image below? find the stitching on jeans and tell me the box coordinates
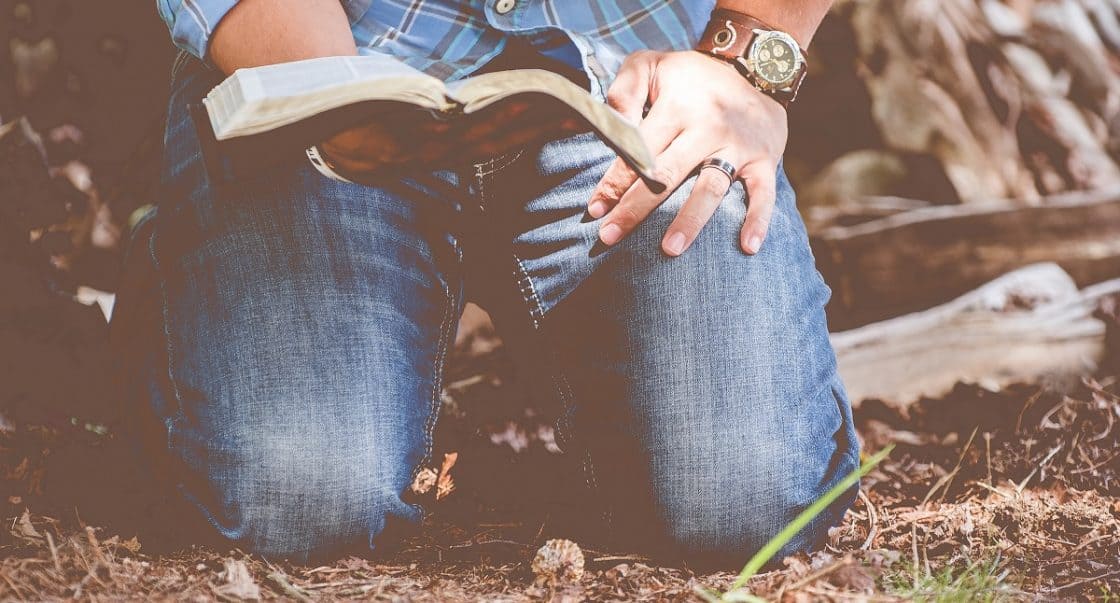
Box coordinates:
[474,149,524,178]
[511,256,545,328]
[148,220,187,446]
[474,164,488,209]
[554,368,611,532]
[170,50,191,81]
[408,235,460,518]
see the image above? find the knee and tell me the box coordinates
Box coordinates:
[655,453,858,564]
[191,433,418,561]
[650,402,860,565]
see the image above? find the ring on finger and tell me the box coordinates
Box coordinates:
[698,157,737,182]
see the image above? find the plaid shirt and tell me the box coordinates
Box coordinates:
[157,1,715,92]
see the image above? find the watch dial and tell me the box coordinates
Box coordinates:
[755,37,798,86]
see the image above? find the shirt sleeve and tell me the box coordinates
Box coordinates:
[156,0,241,60]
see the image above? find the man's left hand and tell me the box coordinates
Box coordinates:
[589,50,788,256]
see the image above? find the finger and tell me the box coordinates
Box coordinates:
[599,133,703,246]
[606,51,656,124]
[739,161,778,255]
[588,103,682,218]
[661,157,736,256]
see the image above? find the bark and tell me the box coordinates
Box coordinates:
[795,0,1120,206]
[834,263,1119,409]
[813,186,1120,329]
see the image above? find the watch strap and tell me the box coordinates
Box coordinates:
[695,10,776,61]
[695,9,807,107]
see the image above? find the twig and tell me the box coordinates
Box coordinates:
[921,427,978,506]
[1070,447,1120,474]
[974,481,1015,500]
[1015,390,1043,434]
[267,571,313,602]
[785,557,852,592]
[0,572,28,601]
[1016,443,1062,493]
[45,531,62,575]
[800,585,904,601]
[910,524,920,590]
[984,432,993,485]
[448,538,532,550]
[1048,568,1120,593]
[591,555,652,564]
[858,489,878,550]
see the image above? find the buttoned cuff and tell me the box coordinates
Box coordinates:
[157,0,241,62]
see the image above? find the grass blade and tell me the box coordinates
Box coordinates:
[727,445,894,594]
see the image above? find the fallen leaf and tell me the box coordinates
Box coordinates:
[411,468,438,495]
[11,510,44,543]
[216,559,261,601]
[119,536,142,555]
[436,452,458,501]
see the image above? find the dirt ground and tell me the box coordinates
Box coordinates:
[3,317,1120,601]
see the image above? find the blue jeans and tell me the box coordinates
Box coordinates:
[114,56,859,564]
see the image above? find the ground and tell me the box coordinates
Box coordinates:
[3,316,1120,601]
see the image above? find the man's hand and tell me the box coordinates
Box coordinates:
[589,50,788,256]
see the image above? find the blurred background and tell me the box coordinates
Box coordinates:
[3,0,1120,599]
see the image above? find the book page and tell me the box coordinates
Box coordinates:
[207,55,450,140]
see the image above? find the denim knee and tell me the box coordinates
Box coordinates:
[646,377,860,564]
[178,399,423,561]
[657,450,857,562]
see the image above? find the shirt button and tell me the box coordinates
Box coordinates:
[494,0,516,14]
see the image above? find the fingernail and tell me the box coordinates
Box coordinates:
[588,200,609,218]
[664,232,686,256]
[745,235,763,254]
[601,223,623,245]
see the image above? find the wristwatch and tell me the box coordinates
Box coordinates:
[695,9,807,107]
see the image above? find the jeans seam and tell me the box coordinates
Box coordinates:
[170,50,192,81]
[408,235,460,518]
[148,219,187,444]
[512,256,545,328]
[474,149,524,179]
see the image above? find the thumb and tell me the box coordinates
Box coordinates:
[606,52,656,124]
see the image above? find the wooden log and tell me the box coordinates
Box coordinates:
[833,263,1120,409]
[812,0,1120,206]
[813,186,1120,329]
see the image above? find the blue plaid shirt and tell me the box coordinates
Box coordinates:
[157,1,715,94]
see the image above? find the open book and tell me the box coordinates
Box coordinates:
[198,55,663,192]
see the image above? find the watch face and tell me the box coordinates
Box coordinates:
[749,32,801,88]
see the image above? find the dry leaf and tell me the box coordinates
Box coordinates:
[436,452,458,501]
[411,468,438,495]
[11,510,44,543]
[216,559,261,601]
[119,536,142,555]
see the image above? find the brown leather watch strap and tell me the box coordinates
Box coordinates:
[695,10,777,61]
[695,9,807,107]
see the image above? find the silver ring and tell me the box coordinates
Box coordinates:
[698,157,737,181]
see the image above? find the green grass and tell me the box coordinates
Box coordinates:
[698,445,894,603]
[883,554,1020,602]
